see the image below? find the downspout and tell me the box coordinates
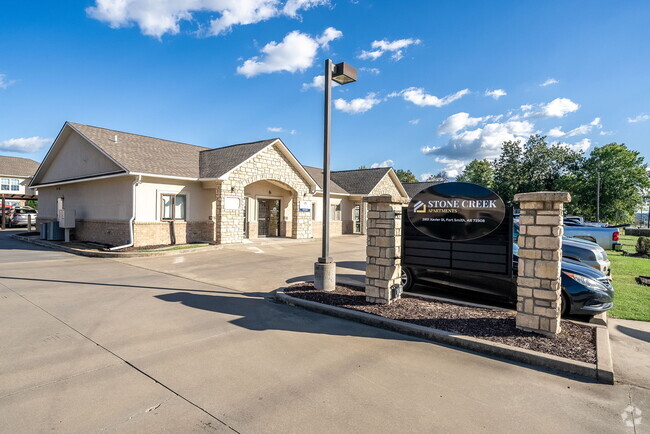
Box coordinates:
[109,174,141,250]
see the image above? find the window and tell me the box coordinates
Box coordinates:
[0,178,8,191]
[312,202,317,220]
[330,203,341,221]
[161,194,186,220]
[10,179,19,191]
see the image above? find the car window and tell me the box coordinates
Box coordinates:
[15,209,37,214]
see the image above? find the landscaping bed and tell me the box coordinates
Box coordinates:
[286,283,596,364]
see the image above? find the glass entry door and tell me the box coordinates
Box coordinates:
[258,199,281,237]
[353,203,361,233]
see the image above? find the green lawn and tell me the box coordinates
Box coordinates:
[607,234,650,321]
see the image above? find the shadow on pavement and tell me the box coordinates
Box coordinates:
[616,324,650,343]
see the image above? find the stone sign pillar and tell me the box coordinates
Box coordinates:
[364,195,409,304]
[514,191,571,336]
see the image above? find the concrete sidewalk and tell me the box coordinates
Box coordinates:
[1,229,647,432]
[609,318,650,388]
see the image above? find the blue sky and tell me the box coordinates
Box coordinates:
[1,1,649,180]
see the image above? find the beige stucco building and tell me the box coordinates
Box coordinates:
[0,156,39,207]
[31,122,407,248]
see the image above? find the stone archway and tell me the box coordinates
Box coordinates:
[212,143,314,244]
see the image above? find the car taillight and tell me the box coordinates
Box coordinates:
[612,231,619,241]
[12,213,19,218]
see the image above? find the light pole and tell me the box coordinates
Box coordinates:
[314,59,357,291]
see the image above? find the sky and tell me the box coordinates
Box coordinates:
[1,1,649,180]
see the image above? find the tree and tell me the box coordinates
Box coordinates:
[492,135,584,204]
[569,143,650,223]
[456,159,494,188]
[395,169,418,183]
[427,171,449,182]
[358,165,368,169]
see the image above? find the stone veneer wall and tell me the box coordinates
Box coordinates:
[133,222,213,247]
[369,173,403,197]
[364,195,408,304]
[514,191,571,336]
[214,144,313,244]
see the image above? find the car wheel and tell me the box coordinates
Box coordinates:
[401,267,414,292]
[561,292,570,317]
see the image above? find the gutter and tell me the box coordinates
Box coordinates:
[109,174,141,250]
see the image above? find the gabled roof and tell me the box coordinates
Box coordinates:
[330,167,392,195]
[68,122,210,179]
[0,156,40,177]
[302,166,349,195]
[402,181,441,198]
[200,139,277,179]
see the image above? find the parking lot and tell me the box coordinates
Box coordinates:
[0,229,648,433]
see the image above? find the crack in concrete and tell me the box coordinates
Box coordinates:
[0,280,241,433]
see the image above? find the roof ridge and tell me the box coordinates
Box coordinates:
[200,138,278,153]
[67,122,211,150]
[0,155,39,162]
[332,167,391,173]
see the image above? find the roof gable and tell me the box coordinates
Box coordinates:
[302,166,349,195]
[331,167,392,195]
[199,139,277,179]
[402,181,441,198]
[0,156,40,178]
[68,122,210,179]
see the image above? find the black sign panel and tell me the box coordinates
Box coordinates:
[407,182,506,241]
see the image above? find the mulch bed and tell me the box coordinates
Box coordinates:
[109,243,207,252]
[285,283,596,364]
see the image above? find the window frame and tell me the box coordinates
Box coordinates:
[160,193,187,221]
[10,179,19,191]
[0,178,9,191]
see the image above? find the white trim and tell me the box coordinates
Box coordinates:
[31,172,130,188]
[157,189,191,221]
[0,174,31,179]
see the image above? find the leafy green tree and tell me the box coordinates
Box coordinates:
[569,143,650,223]
[492,140,524,204]
[358,165,368,169]
[456,159,494,188]
[395,169,418,183]
[25,200,38,210]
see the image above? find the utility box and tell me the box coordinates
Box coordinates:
[59,209,76,229]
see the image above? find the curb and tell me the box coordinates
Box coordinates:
[275,288,615,384]
[10,234,223,258]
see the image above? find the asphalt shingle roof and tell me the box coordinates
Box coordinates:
[69,122,210,178]
[199,139,277,179]
[302,166,349,195]
[0,156,40,177]
[402,181,441,198]
[330,167,392,195]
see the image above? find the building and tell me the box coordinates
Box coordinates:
[0,156,40,207]
[31,122,407,247]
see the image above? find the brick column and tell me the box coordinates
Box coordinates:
[514,191,571,336]
[364,195,408,304]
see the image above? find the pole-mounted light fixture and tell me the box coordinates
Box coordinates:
[314,59,357,291]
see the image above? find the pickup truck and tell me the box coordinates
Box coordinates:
[563,225,622,251]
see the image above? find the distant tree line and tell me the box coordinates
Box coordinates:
[454,135,650,223]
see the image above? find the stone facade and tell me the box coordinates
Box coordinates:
[214,143,313,244]
[364,195,409,304]
[514,191,571,336]
[369,173,402,197]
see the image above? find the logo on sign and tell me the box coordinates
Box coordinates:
[407,182,506,241]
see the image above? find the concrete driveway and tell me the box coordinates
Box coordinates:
[0,230,647,433]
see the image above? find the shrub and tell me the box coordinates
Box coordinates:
[636,236,650,256]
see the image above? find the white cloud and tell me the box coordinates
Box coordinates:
[267,126,297,135]
[438,112,483,135]
[423,120,535,161]
[370,159,394,168]
[0,73,15,89]
[358,38,421,61]
[392,87,470,108]
[86,0,330,38]
[283,0,329,17]
[538,97,579,118]
[433,157,466,178]
[599,130,613,136]
[359,67,380,75]
[334,93,381,114]
[628,113,650,123]
[301,74,341,91]
[540,78,559,87]
[237,27,341,77]
[408,119,420,125]
[558,138,591,153]
[485,89,506,100]
[546,117,601,138]
[419,173,432,181]
[0,136,50,153]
